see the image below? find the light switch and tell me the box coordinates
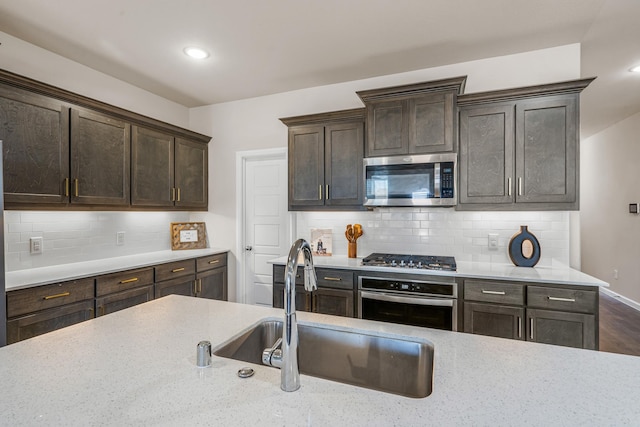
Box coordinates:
[116,231,125,246]
[488,233,499,249]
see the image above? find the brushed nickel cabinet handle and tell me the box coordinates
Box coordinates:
[517,317,522,338]
[318,185,322,200]
[323,277,342,281]
[548,296,576,303]
[172,267,186,273]
[64,178,70,197]
[508,177,512,197]
[326,185,329,200]
[208,260,220,265]
[481,290,506,295]
[119,278,138,284]
[518,177,523,196]
[530,318,534,340]
[43,292,70,300]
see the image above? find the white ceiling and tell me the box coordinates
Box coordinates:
[0,0,638,138]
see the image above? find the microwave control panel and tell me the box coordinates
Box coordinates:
[440,162,455,198]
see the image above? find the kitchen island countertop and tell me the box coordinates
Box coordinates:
[5,248,229,291]
[269,255,608,287]
[0,295,637,426]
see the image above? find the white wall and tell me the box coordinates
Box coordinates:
[581,111,640,303]
[0,31,190,128]
[190,44,581,301]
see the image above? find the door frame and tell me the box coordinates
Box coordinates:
[235,147,293,304]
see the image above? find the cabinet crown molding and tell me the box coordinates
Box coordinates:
[280,108,365,127]
[356,76,467,103]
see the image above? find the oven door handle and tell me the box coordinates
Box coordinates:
[360,291,454,307]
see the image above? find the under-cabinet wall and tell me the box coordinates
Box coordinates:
[4,211,190,271]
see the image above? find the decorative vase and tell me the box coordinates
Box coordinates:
[348,241,357,258]
[508,225,541,267]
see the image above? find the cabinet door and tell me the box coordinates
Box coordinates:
[312,288,355,318]
[70,109,130,205]
[0,85,70,205]
[272,283,311,311]
[288,125,325,208]
[527,309,596,350]
[325,121,364,207]
[366,99,408,156]
[175,138,208,209]
[96,285,154,317]
[463,302,525,340]
[155,275,196,299]
[515,95,577,205]
[408,93,454,154]
[197,267,227,301]
[131,126,174,207]
[7,300,94,344]
[459,104,515,205]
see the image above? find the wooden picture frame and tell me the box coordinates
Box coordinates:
[171,222,207,250]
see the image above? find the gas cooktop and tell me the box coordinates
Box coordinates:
[361,253,457,271]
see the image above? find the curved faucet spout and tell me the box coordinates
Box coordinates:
[281,238,317,391]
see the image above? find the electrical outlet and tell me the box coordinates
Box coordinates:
[488,233,499,249]
[614,269,619,280]
[30,237,43,254]
[116,231,125,246]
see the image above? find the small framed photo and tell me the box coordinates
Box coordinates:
[171,222,207,250]
[311,228,332,256]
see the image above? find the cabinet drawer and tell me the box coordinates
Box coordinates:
[527,286,597,314]
[316,268,354,290]
[196,252,227,272]
[464,280,525,305]
[155,259,196,282]
[155,275,196,299]
[96,285,154,317]
[273,265,304,285]
[7,278,95,318]
[96,267,154,297]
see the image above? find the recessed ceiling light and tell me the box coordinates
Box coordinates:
[184,47,209,59]
[629,65,640,73]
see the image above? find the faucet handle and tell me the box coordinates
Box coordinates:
[262,338,283,368]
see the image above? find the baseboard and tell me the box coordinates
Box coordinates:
[600,287,640,312]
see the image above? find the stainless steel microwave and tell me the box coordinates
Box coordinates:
[363,153,457,207]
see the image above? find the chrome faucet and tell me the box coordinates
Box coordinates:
[262,239,317,391]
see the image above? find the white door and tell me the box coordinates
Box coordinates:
[243,154,289,306]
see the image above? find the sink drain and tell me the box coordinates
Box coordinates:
[237,367,255,378]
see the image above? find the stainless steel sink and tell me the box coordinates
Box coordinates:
[213,318,434,398]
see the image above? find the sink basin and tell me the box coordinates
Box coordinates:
[213,318,434,398]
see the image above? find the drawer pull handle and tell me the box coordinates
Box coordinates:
[43,292,70,300]
[481,290,506,295]
[323,277,342,281]
[208,260,220,265]
[73,178,79,197]
[119,278,139,284]
[172,267,186,273]
[548,296,576,303]
[530,317,534,340]
[517,316,522,339]
[64,178,70,197]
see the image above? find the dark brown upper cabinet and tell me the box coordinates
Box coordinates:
[0,85,70,206]
[71,108,130,206]
[357,77,466,157]
[281,109,365,211]
[0,69,211,210]
[457,78,595,211]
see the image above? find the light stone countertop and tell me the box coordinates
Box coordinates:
[5,248,229,291]
[269,255,608,287]
[0,295,637,426]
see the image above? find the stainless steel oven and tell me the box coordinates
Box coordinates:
[358,275,458,331]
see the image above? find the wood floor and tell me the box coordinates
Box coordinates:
[599,291,640,356]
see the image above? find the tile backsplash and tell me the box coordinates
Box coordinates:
[4,211,190,271]
[296,208,570,266]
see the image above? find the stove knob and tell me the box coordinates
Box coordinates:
[399,260,406,267]
[417,262,423,269]
[390,260,397,267]
[407,260,415,268]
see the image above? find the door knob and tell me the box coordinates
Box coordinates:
[245,246,253,251]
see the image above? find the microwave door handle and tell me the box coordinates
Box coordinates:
[360,291,453,307]
[434,162,441,198]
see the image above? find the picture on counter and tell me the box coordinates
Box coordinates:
[171,222,208,250]
[311,228,332,256]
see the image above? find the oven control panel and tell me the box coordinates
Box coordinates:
[359,276,456,297]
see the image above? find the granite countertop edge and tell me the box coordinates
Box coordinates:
[5,247,229,291]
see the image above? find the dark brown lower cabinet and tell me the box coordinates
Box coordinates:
[96,285,154,317]
[7,300,94,344]
[313,288,354,317]
[527,309,596,350]
[463,302,524,340]
[196,267,227,300]
[155,275,196,298]
[273,284,312,312]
